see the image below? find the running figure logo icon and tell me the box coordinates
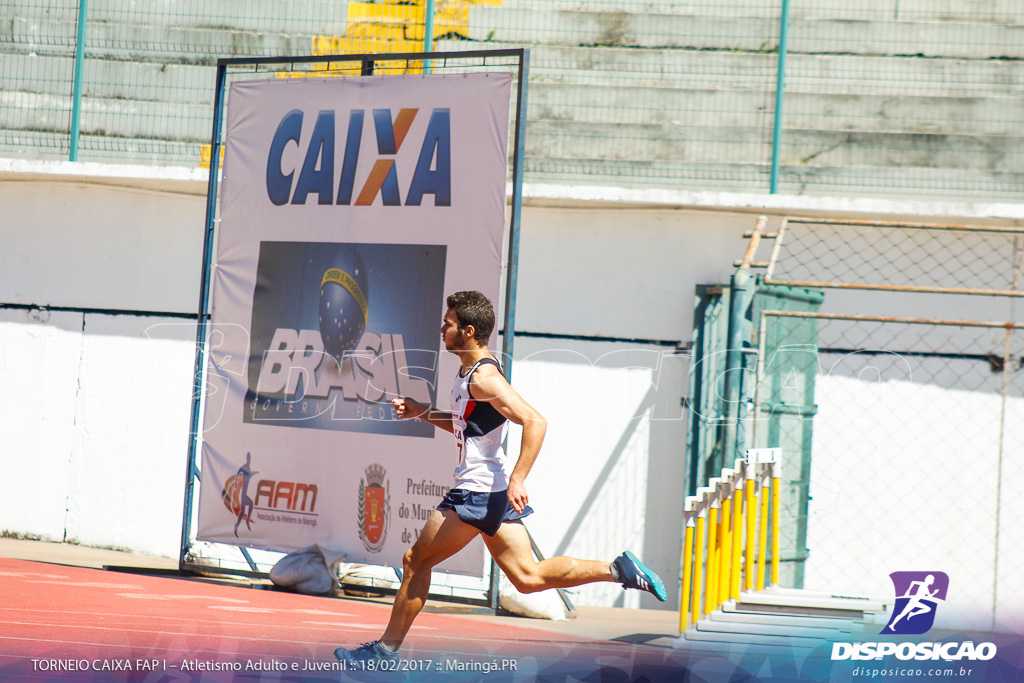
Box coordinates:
[881,571,949,635]
[222,452,259,538]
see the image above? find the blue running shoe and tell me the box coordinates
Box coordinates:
[612,551,667,602]
[334,641,399,668]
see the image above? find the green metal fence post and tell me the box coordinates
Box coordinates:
[769,0,791,194]
[69,0,89,161]
[722,267,753,465]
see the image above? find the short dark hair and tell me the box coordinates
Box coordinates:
[446,291,495,343]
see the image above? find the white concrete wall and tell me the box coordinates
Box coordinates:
[0,308,196,557]
[3,161,1024,615]
[806,374,1022,632]
[0,164,206,558]
[504,340,689,609]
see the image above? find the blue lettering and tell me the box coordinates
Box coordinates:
[266,110,303,206]
[372,108,399,155]
[265,107,453,207]
[406,109,451,207]
[336,110,364,205]
[292,110,335,205]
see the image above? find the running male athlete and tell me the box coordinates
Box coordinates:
[334,291,667,666]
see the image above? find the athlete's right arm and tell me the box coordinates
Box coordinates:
[392,397,455,433]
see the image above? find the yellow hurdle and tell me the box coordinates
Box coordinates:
[744,477,756,592]
[771,473,781,587]
[678,449,781,640]
[705,490,718,615]
[692,509,706,628]
[679,515,695,634]
[718,479,732,606]
[756,469,770,591]
[730,475,743,601]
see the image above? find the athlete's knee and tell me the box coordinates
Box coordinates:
[403,547,422,572]
[404,544,441,574]
[505,566,546,594]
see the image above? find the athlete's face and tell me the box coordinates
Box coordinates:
[440,308,469,351]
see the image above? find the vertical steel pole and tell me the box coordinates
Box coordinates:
[501,48,529,382]
[769,0,791,194]
[991,326,1012,627]
[423,0,436,74]
[69,0,89,161]
[491,49,529,611]
[722,267,751,463]
[180,63,228,568]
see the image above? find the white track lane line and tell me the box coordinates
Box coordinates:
[0,631,604,663]
[0,606,361,628]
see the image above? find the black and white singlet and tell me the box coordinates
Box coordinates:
[450,357,509,492]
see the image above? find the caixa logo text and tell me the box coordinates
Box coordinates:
[266,108,451,207]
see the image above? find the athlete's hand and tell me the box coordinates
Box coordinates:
[507,476,529,514]
[393,397,428,420]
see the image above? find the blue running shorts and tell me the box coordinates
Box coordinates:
[436,489,534,536]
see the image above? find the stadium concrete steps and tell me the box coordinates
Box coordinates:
[0,53,213,105]
[2,17,322,62]
[526,120,1023,171]
[465,8,1024,60]
[2,0,1023,199]
[0,130,197,164]
[525,83,1024,134]
[514,45,1024,97]
[523,157,1024,198]
[0,0,349,38]
[2,90,210,143]
[495,0,1022,24]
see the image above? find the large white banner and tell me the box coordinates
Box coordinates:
[196,73,512,575]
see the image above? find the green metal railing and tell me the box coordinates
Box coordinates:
[2,0,1023,201]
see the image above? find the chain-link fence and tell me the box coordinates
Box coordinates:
[716,217,1024,630]
[3,0,1023,200]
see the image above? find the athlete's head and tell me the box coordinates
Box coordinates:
[444,290,495,345]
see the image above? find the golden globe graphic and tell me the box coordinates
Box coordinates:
[245,241,444,436]
[318,249,369,361]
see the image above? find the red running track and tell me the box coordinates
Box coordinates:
[0,558,691,682]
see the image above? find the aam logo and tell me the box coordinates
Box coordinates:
[266,107,450,207]
[881,571,949,635]
[221,452,319,537]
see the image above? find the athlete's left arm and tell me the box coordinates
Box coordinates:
[471,367,547,514]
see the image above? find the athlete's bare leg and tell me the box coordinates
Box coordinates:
[379,509,479,650]
[483,520,614,593]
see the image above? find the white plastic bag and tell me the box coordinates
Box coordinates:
[498,575,567,621]
[339,564,403,597]
[269,544,346,595]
